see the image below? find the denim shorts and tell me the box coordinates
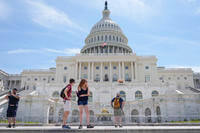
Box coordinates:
[78,100,88,106]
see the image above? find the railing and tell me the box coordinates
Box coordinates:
[0,114,200,125]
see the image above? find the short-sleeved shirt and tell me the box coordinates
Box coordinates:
[64,84,72,100]
[111,97,123,108]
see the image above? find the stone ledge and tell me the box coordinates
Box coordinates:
[0,126,200,133]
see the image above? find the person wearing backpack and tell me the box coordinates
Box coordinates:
[61,78,75,129]
[111,93,125,128]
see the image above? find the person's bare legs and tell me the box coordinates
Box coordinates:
[78,106,83,125]
[62,111,70,125]
[8,117,11,126]
[119,116,122,125]
[84,105,90,125]
[114,116,118,125]
[12,117,16,124]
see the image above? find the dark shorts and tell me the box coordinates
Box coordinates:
[78,100,88,106]
[7,106,17,118]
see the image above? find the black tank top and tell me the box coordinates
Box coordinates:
[78,88,88,101]
[8,95,19,107]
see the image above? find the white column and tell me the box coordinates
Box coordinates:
[110,62,112,82]
[75,62,78,81]
[79,62,82,80]
[98,46,101,54]
[118,62,121,80]
[88,62,90,80]
[92,62,94,82]
[100,62,103,82]
[122,62,125,81]
[134,62,137,80]
[131,62,134,82]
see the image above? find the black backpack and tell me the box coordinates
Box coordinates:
[60,86,67,99]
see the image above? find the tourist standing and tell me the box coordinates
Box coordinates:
[111,93,125,128]
[5,88,20,128]
[61,78,75,129]
[77,79,94,129]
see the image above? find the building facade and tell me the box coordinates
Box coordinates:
[1,2,200,124]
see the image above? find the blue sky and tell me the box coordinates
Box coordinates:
[0,0,200,74]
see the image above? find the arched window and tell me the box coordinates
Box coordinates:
[33,85,36,90]
[105,24,107,27]
[101,36,103,41]
[156,106,161,122]
[95,74,100,82]
[113,36,115,41]
[120,91,126,101]
[152,90,159,97]
[113,73,118,82]
[105,35,107,41]
[156,106,161,116]
[131,109,139,123]
[63,76,67,83]
[89,92,93,102]
[135,91,143,100]
[52,91,59,98]
[104,74,109,81]
[109,35,111,41]
[83,74,88,79]
[125,73,130,82]
[145,108,151,123]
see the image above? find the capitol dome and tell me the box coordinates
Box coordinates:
[81,1,133,54]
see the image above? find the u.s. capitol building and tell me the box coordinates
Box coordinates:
[1,2,200,124]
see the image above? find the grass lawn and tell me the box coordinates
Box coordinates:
[170,120,200,123]
[0,120,40,124]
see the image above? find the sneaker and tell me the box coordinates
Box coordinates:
[115,125,118,128]
[87,124,94,128]
[78,125,83,129]
[7,124,11,128]
[62,125,71,129]
[12,124,15,128]
[119,125,123,128]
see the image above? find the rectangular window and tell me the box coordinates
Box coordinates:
[145,75,150,82]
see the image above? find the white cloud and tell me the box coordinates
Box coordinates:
[7,48,80,55]
[166,65,200,72]
[75,0,162,22]
[7,49,40,54]
[0,0,11,20]
[25,0,85,32]
[44,48,80,55]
